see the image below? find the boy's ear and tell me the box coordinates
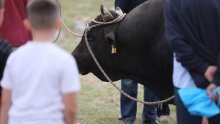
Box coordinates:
[55,19,61,30]
[23,19,31,31]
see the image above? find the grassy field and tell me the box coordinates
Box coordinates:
[59,0,177,124]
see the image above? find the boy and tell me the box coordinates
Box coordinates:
[0,0,81,124]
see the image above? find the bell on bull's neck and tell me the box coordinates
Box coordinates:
[100,4,114,22]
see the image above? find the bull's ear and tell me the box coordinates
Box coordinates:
[105,31,116,44]
[105,31,117,54]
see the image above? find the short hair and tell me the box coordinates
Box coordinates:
[0,0,4,9]
[27,0,59,30]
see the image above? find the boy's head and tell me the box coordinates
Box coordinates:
[0,0,4,26]
[25,0,60,32]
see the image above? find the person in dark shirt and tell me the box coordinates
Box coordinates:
[165,0,220,123]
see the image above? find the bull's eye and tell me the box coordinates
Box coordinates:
[88,37,95,42]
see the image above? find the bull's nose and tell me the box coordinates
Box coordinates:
[79,70,89,75]
[71,54,90,75]
[78,63,89,75]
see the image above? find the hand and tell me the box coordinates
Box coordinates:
[206,83,218,102]
[204,66,217,83]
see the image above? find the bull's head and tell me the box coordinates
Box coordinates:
[72,5,123,81]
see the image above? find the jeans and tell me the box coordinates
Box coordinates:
[120,79,157,122]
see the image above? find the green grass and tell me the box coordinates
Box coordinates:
[58,0,177,124]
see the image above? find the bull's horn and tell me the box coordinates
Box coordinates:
[100,4,114,22]
[115,7,123,16]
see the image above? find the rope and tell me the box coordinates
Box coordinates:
[84,14,175,105]
[57,0,83,38]
[61,18,83,37]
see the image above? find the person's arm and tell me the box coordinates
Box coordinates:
[0,52,13,124]
[63,93,77,124]
[60,56,81,124]
[165,0,210,76]
[0,89,12,124]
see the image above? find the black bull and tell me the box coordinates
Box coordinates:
[72,0,174,102]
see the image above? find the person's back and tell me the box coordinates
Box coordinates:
[0,1,81,124]
[5,42,80,123]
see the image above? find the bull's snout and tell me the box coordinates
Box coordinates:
[72,47,90,75]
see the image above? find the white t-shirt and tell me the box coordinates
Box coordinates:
[1,41,81,124]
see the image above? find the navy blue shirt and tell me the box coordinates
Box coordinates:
[165,0,220,87]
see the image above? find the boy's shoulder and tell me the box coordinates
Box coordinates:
[51,44,73,59]
[47,44,77,66]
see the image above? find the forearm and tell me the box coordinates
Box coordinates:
[0,99,10,124]
[0,106,10,124]
[0,89,12,124]
[64,109,76,124]
[63,93,77,124]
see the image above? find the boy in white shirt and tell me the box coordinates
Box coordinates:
[0,0,81,124]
